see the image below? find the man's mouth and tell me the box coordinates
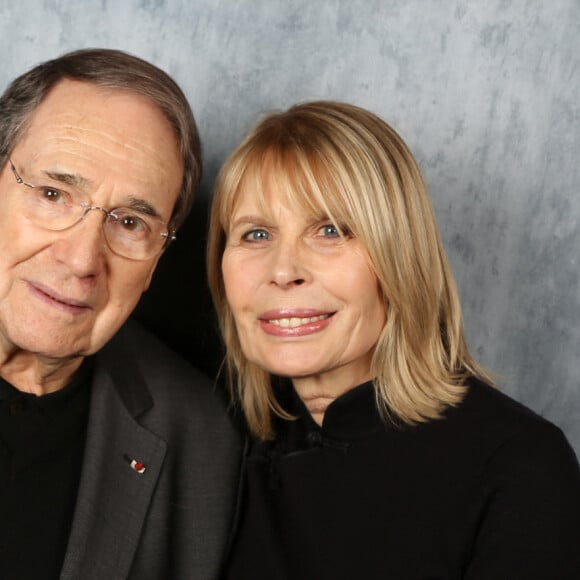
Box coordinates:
[28,282,91,311]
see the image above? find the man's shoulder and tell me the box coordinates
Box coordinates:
[96,318,229,419]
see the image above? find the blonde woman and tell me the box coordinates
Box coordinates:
[208,101,580,579]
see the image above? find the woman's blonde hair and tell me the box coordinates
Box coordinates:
[208,100,491,439]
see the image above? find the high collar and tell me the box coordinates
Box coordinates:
[275,380,388,444]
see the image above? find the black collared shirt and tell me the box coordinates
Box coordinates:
[0,360,92,579]
[225,379,580,579]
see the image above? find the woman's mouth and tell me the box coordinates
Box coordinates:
[259,311,335,337]
[268,314,332,328]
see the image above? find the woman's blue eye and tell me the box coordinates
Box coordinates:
[244,229,269,241]
[320,224,340,237]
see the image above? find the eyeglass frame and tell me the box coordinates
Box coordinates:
[7,158,177,260]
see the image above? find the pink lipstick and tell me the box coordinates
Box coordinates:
[259,309,334,337]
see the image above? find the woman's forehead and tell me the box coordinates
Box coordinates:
[232,160,328,218]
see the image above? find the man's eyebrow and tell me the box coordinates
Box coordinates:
[43,169,92,190]
[125,196,163,219]
[42,170,164,220]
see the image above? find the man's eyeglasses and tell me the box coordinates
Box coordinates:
[8,159,176,261]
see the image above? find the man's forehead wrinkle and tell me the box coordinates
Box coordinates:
[44,109,173,153]
[23,129,145,160]
[25,133,169,185]
[31,113,164,159]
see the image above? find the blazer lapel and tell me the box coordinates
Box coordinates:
[60,339,166,580]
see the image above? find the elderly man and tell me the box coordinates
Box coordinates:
[0,49,241,579]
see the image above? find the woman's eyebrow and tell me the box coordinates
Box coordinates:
[230,214,271,229]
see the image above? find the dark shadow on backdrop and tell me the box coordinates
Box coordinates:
[132,186,224,380]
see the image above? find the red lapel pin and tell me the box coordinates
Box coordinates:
[130,459,146,474]
[124,454,147,474]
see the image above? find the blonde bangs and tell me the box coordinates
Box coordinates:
[207,101,493,440]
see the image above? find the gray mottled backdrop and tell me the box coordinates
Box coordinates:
[1,0,578,455]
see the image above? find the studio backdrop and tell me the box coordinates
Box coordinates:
[1,0,578,455]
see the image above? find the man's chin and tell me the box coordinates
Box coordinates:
[10,333,91,362]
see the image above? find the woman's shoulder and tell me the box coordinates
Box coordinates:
[444,378,580,576]
[438,376,579,479]
[451,376,559,434]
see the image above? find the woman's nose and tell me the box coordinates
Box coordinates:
[268,238,310,288]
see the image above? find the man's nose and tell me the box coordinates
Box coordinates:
[50,210,108,277]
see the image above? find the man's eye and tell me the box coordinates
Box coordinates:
[243,229,270,242]
[38,187,66,203]
[108,210,151,235]
[118,215,147,232]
